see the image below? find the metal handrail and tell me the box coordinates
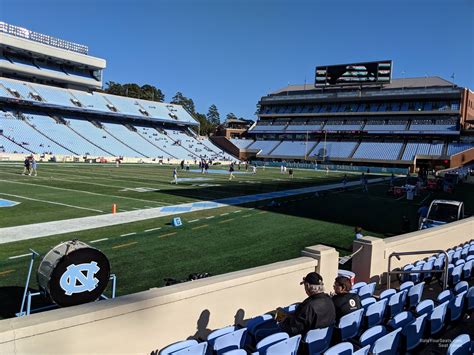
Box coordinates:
[387,250,449,290]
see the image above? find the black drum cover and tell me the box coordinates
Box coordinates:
[37,240,110,307]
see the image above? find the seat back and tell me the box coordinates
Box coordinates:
[338,309,364,341]
[415,299,434,316]
[159,340,198,355]
[467,286,474,311]
[402,314,427,351]
[448,291,467,322]
[361,297,376,310]
[398,281,414,292]
[174,342,208,355]
[387,290,407,318]
[371,327,402,354]
[323,342,353,355]
[454,281,469,294]
[437,290,453,304]
[428,301,449,336]
[358,282,376,300]
[213,328,247,355]
[304,326,333,355]
[379,289,396,300]
[266,334,301,355]
[207,326,236,355]
[387,311,413,330]
[255,332,289,354]
[365,298,388,328]
[447,334,471,355]
[407,282,425,309]
[359,325,387,348]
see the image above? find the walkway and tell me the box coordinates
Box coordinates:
[0,177,388,244]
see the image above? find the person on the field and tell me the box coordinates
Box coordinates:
[288,168,294,178]
[252,165,257,174]
[29,157,37,177]
[354,226,363,240]
[361,173,368,193]
[331,276,362,321]
[229,163,235,180]
[171,168,178,184]
[342,174,348,190]
[22,156,30,175]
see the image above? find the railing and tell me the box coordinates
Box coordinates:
[0,21,88,55]
[387,250,449,290]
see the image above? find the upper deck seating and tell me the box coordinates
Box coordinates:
[353,142,403,160]
[246,140,280,156]
[311,141,358,159]
[269,141,317,157]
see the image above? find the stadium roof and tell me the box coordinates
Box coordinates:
[271,77,457,95]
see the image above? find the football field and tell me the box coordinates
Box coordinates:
[0,162,473,318]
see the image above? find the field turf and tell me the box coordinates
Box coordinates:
[0,162,473,318]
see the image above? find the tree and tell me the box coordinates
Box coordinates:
[225,112,238,121]
[104,82,164,102]
[171,92,195,114]
[207,104,220,125]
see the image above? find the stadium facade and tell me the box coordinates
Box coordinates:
[0,22,234,163]
[232,61,474,171]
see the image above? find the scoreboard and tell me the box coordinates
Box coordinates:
[315,60,392,87]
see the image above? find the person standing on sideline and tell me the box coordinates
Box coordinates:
[171,168,178,184]
[252,165,257,174]
[22,156,30,175]
[29,157,38,176]
[361,173,368,193]
[229,163,235,181]
[342,174,348,190]
[326,167,329,175]
[288,168,294,178]
[280,164,284,174]
[354,226,363,240]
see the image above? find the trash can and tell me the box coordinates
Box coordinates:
[338,270,356,286]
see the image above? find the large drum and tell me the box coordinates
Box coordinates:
[37,240,110,307]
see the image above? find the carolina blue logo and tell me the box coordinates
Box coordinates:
[0,199,20,208]
[60,262,100,296]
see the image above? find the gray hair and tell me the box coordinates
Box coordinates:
[306,283,324,294]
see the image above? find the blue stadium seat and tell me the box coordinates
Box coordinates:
[398,281,414,292]
[358,325,387,348]
[337,309,364,341]
[454,281,469,294]
[364,298,388,328]
[415,299,434,316]
[358,282,376,300]
[401,314,427,352]
[466,286,474,312]
[352,282,367,292]
[221,350,246,355]
[462,261,473,279]
[450,265,463,286]
[387,311,413,330]
[427,301,449,336]
[379,289,396,300]
[446,334,472,355]
[406,281,425,309]
[409,264,423,283]
[266,334,301,355]
[323,342,370,355]
[207,326,237,354]
[174,342,208,355]
[371,327,402,355]
[437,290,454,304]
[386,290,407,318]
[159,340,199,355]
[245,314,273,340]
[252,333,289,355]
[421,260,435,281]
[360,297,376,310]
[448,291,467,322]
[304,326,333,354]
[213,328,247,355]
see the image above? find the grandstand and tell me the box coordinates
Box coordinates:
[216,61,474,172]
[0,23,234,163]
[2,27,474,355]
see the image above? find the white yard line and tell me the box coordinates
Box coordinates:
[90,238,109,243]
[120,232,136,237]
[188,219,199,223]
[0,192,104,213]
[220,213,229,216]
[205,216,215,219]
[0,179,166,205]
[145,227,162,233]
[8,253,31,260]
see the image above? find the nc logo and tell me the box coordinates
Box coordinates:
[60,262,100,296]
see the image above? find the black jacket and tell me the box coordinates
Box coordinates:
[332,292,362,321]
[279,293,336,336]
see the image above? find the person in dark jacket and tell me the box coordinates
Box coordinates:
[278,272,336,336]
[254,272,336,340]
[331,276,362,321]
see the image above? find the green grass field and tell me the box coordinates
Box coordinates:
[0,162,473,318]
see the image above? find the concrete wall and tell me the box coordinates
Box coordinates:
[0,245,339,354]
[352,217,474,283]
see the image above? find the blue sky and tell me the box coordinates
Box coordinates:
[2,0,473,120]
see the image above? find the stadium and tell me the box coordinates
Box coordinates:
[0,17,474,355]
